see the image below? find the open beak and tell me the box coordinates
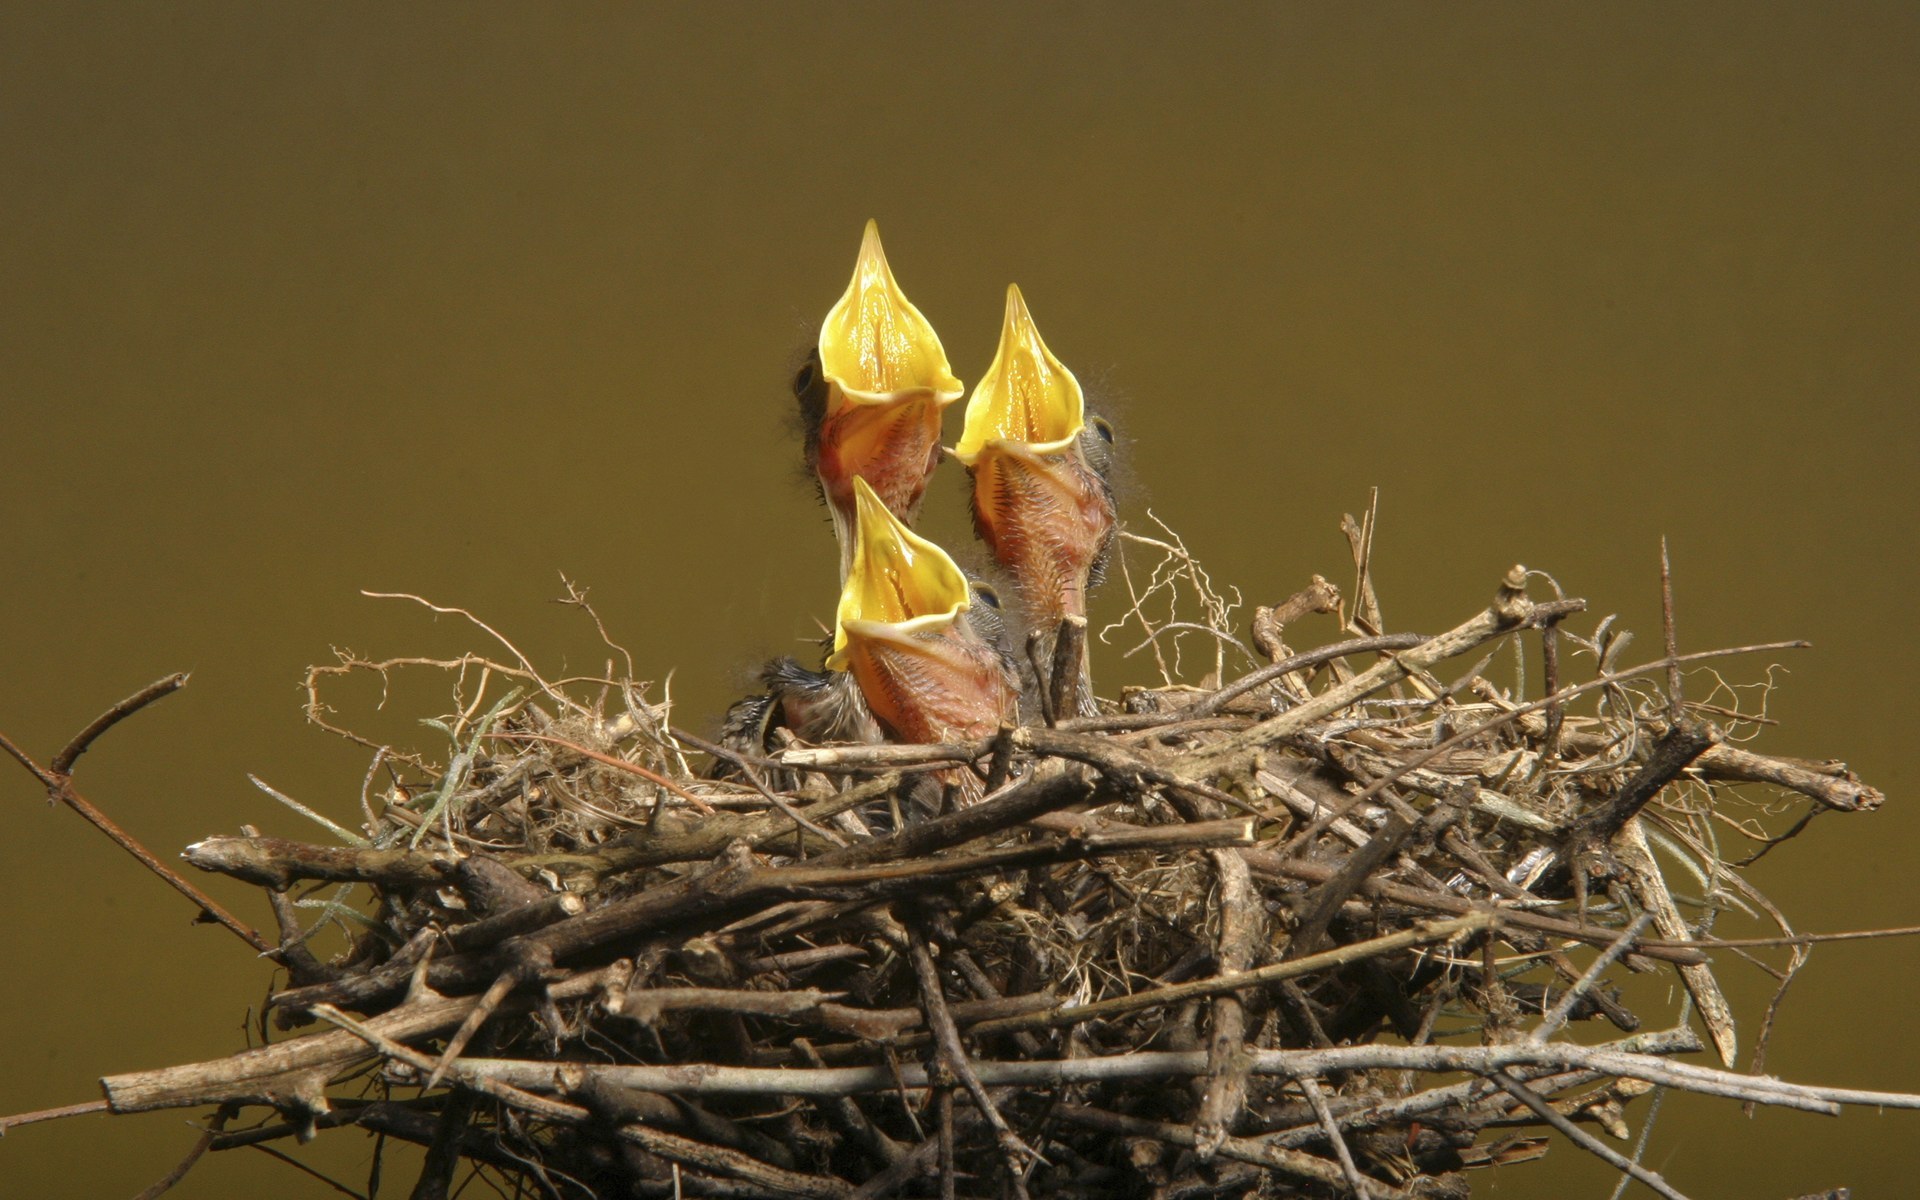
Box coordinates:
[828,478,1014,744]
[809,220,964,576]
[956,285,1116,626]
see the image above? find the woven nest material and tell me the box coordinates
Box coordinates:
[51,519,1890,1200]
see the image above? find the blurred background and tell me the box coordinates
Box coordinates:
[2,4,1914,1195]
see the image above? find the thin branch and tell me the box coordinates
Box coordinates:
[53,672,190,776]
[1490,1071,1691,1200]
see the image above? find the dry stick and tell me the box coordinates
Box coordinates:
[1025,631,1059,727]
[936,1088,955,1200]
[1276,637,1810,859]
[485,730,718,817]
[443,892,585,954]
[426,938,553,1089]
[808,760,1095,870]
[1188,567,1572,771]
[188,774,902,891]
[1055,1105,1397,1198]
[1541,611,1566,760]
[905,929,1035,1196]
[1184,633,1426,721]
[1194,849,1260,1161]
[780,633,1433,758]
[452,1035,1920,1114]
[1047,614,1089,723]
[1692,743,1883,812]
[797,1038,907,1168]
[277,813,1250,1017]
[1530,912,1655,1046]
[1489,1070,1691,1200]
[1239,851,1704,966]
[966,913,1492,1039]
[0,1098,112,1133]
[309,1005,854,1200]
[663,726,853,841]
[1661,537,1683,712]
[1250,576,1344,664]
[1641,923,1920,951]
[1296,1077,1370,1200]
[1020,726,1262,816]
[1615,819,1740,1066]
[0,682,276,957]
[1567,719,1719,847]
[846,1133,942,1200]
[1259,1028,1701,1150]
[50,672,191,774]
[131,1104,236,1200]
[263,885,337,986]
[183,836,458,890]
[1288,801,1454,959]
[101,963,627,1115]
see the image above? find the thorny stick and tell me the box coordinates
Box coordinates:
[0,676,275,957]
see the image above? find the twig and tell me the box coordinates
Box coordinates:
[906,927,1034,1194]
[1277,638,1809,856]
[310,1005,854,1199]
[1296,1077,1370,1199]
[966,913,1492,1038]
[1055,1104,1401,1197]
[129,1105,226,1198]
[1194,848,1260,1160]
[447,1036,1920,1114]
[487,731,717,817]
[1489,1070,1691,1200]
[52,672,190,775]
[1260,1028,1701,1150]
[1661,537,1682,712]
[0,727,275,957]
[0,1098,112,1133]
[1047,614,1089,723]
[1567,719,1719,846]
[1531,913,1654,1044]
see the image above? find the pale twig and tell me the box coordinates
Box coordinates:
[1489,1071,1691,1200]
[1297,1076,1370,1198]
[1531,912,1654,1044]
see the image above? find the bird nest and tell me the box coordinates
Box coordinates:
[4,513,1896,1200]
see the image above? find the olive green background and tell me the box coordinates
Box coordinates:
[3,4,1914,1195]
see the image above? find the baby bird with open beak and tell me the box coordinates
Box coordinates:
[828,477,1018,750]
[955,285,1117,716]
[798,220,965,578]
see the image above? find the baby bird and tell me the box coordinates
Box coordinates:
[828,477,1018,748]
[955,285,1116,716]
[799,220,964,578]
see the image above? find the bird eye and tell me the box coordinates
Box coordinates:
[1091,416,1115,444]
[972,583,1003,610]
[792,360,819,396]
